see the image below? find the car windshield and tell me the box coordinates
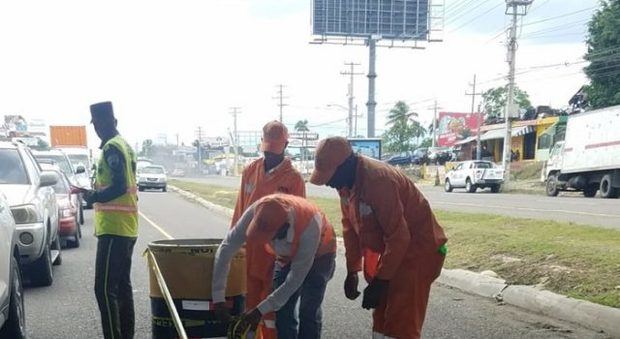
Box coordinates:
[68,154,89,168]
[52,173,69,194]
[142,166,164,174]
[474,162,493,169]
[35,154,73,176]
[0,149,29,185]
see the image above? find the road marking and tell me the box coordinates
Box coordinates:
[432,201,620,219]
[139,211,174,239]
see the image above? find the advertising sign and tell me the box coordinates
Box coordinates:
[348,138,382,160]
[437,112,482,147]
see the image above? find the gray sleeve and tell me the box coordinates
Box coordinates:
[257,214,322,314]
[211,204,256,303]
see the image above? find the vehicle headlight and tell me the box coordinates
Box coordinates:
[61,209,73,218]
[160,177,167,182]
[11,205,42,224]
[20,232,34,245]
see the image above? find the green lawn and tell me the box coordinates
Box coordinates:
[169,179,620,308]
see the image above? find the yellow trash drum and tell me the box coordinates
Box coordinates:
[146,239,246,339]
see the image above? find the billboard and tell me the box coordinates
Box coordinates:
[437,112,482,147]
[313,0,430,40]
[348,138,382,160]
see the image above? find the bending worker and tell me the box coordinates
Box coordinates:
[84,101,139,339]
[310,137,448,339]
[230,120,305,338]
[212,194,336,339]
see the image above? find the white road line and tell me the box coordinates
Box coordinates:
[139,211,174,239]
[433,201,620,218]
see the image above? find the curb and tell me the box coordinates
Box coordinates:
[168,185,620,338]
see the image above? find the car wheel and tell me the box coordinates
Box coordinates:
[600,174,619,199]
[68,221,81,249]
[546,175,560,197]
[583,184,598,198]
[491,184,502,193]
[466,179,477,193]
[162,186,167,192]
[0,256,26,339]
[30,240,53,287]
[444,179,453,193]
[52,234,62,266]
[138,186,145,192]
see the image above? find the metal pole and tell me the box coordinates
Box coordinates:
[348,64,354,138]
[503,1,519,185]
[354,104,359,137]
[279,85,284,123]
[476,103,482,160]
[197,127,202,174]
[367,38,377,138]
[432,100,438,147]
[230,107,241,176]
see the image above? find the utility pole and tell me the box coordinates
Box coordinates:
[503,0,533,186]
[341,62,363,138]
[354,105,361,137]
[273,84,288,123]
[432,100,438,147]
[465,74,483,160]
[367,38,377,138]
[230,107,241,176]
[195,127,203,174]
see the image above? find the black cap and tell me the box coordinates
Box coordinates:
[90,101,115,123]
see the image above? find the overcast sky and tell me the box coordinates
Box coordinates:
[0,0,598,150]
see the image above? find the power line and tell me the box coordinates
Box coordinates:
[448,2,504,33]
[521,6,597,28]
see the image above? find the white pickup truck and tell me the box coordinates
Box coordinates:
[542,105,620,198]
[445,160,505,193]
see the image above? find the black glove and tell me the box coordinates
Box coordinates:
[344,272,361,300]
[362,278,389,310]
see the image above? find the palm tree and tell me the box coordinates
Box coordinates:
[387,101,418,125]
[295,120,309,132]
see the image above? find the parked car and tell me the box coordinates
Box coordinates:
[137,165,168,192]
[0,141,62,286]
[32,149,87,218]
[386,151,413,166]
[171,168,186,177]
[411,148,429,165]
[427,147,453,165]
[40,164,82,248]
[445,160,504,193]
[0,192,26,338]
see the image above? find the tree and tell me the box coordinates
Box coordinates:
[382,101,427,153]
[584,0,620,109]
[294,120,309,132]
[482,86,532,119]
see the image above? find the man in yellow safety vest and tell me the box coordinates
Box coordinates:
[84,101,138,339]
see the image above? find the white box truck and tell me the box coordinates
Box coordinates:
[543,105,620,198]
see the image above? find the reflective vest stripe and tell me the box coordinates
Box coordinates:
[94,204,139,213]
[95,185,138,194]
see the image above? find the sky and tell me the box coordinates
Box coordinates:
[0,0,600,151]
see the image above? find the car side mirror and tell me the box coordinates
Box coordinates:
[76,166,86,175]
[40,171,58,188]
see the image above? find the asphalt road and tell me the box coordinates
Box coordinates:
[24,191,609,338]
[177,176,620,230]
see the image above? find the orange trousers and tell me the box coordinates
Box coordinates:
[372,251,445,339]
[245,244,277,339]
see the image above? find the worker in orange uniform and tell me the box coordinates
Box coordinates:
[213,194,337,339]
[230,120,306,338]
[310,137,448,339]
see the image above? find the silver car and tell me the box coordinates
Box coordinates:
[0,141,62,287]
[0,192,26,338]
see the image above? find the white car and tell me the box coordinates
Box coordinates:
[137,165,167,192]
[0,141,62,287]
[0,192,26,338]
[445,160,504,193]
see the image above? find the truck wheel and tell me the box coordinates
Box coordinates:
[466,179,477,193]
[600,174,619,199]
[546,175,560,197]
[0,257,26,339]
[31,241,53,287]
[444,179,453,193]
[491,184,502,193]
[583,185,598,198]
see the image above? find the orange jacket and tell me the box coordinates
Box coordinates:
[339,156,447,281]
[231,157,306,227]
